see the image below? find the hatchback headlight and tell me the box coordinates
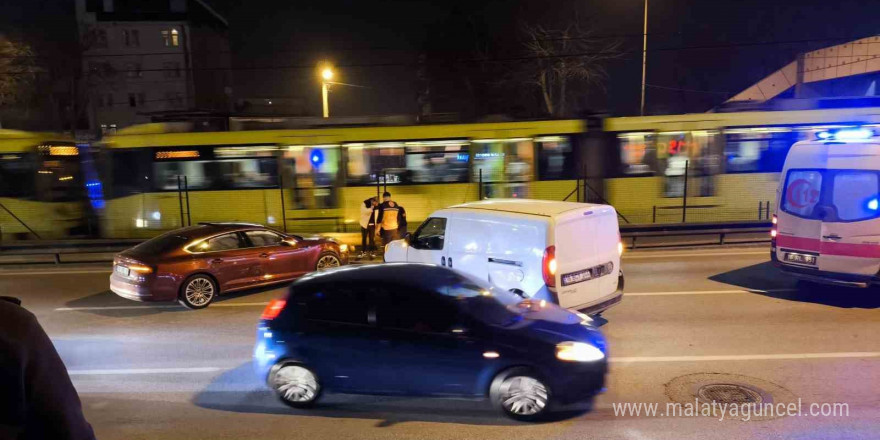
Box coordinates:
[556,341,605,362]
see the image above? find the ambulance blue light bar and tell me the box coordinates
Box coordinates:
[816,128,875,141]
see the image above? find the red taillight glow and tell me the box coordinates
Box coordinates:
[771,214,778,245]
[542,245,556,288]
[261,299,286,320]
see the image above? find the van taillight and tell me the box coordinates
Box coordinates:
[542,245,557,288]
[771,215,778,246]
[261,299,286,320]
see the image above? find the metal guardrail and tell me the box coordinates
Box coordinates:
[0,221,772,265]
[621,221,772,249]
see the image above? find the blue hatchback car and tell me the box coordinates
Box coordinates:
[253,263,608,420]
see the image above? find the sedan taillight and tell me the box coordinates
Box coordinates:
[261,299,287,320]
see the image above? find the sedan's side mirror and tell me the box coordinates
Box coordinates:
[282,238,298,247]
[404,232,412,243]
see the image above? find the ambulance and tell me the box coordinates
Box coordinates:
[772,127,880,287]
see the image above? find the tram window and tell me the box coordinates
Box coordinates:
[0,154,35,198]
[405,141,469,183]
[346,143,406,185]
[536,136,574,180]
[110,149,151,197]
[153,158,278,191]
[619,133,657,176]
[657,131,721,197]
[34,156,83,202]
[284,145,339,209]
[471,139,534,183]
[724,129,796,173]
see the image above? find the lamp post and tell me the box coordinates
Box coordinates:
[640,0,648,116]
[321,67,333,118]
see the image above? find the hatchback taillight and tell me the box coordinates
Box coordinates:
[261,299,286,320]
[542,245,557,288]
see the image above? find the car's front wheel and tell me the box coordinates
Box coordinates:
[269,363,322,408]
[315,252,341,271]
[178,274,217,310]
[490,367,552,421]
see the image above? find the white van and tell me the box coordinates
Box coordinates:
[773,128,880,287]
[384,199,624,314]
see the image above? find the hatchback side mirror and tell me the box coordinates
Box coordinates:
[404,232,412,243]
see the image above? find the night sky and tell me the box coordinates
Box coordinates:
[4,0,880,119]
[225,0,880,118]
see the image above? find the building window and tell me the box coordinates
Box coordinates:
[138,92,146,105]
[92,29,108,49]
[124,62,142,78]
[162,29,180,47]
[128,93,136,107]
[123,29,140,47]
[163,61,181,78]
[96,93,113,108]
[165,92,185,108]
[100,124,117,135]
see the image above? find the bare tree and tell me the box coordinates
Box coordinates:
[518,20,621,117]
[0,35,40,110]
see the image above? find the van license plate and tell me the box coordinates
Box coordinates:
[115,265,130,276]
[562,269,592,286]
[783,252,817,266]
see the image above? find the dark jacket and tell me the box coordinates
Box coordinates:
[376,200,406,233]
[0,297,96,440]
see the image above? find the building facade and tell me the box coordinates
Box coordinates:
[75,0,231,134]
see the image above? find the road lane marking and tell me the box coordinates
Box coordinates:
[626,288,796,296]
[55,288,796,311]
[624,250,768,259]
[611,352,880,363]
[0,269,112,276]
[67,351,880,376]
[55,302,270,312]
[69,367,222,375]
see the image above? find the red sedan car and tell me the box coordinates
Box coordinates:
[110,223,349,309]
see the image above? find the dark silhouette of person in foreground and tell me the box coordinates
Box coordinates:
[0,296,96,440]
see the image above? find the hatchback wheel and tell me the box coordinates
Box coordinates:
[179,275,217,310]
[316,252,341,271]
[490,367,552,421]
[269,363,322,408]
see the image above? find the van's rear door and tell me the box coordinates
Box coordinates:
[776,168,824,266]
[553,205,621,310]
[777,143,880,276]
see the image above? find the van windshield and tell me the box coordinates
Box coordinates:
[782,168,880,222]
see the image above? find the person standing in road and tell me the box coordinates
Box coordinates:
[376,191,406,247]
[0,296,96,440]
[358,197,379,259]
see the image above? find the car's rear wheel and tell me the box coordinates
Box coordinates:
[316,252,341,271]
[178,274,217,310]
[269,363,322,408]
[490,367,552,421]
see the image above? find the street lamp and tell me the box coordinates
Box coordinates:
[321,67,334,118]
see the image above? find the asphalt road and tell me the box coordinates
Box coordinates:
[2,246,878,440]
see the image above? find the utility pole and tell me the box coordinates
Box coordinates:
[640,0,648,116]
